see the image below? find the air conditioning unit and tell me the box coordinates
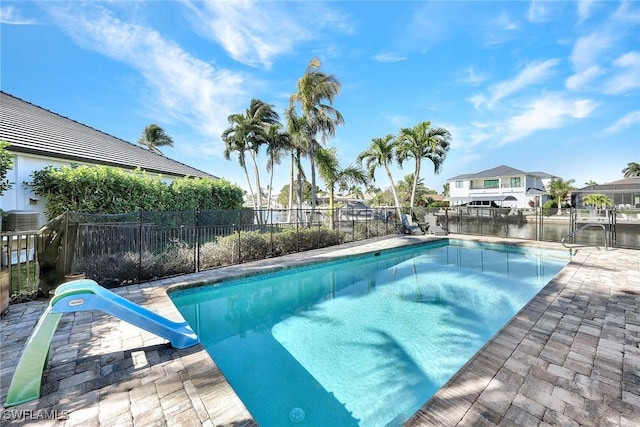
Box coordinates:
[3,211,39,231]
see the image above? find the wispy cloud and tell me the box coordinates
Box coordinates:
[603,51,640,94]
[602,110,640,135]
[565,65,605,91]
[502,93,597,143]
[0,5,35,25]
[386,114,411,129]
[185,1,352,69]
[463,68,486,85]
[46,3,247,146]
[372,53,407,63]
[577,0,595,23]
[527,0,554,23]
[473,59,561,109]
[570,32,615,71]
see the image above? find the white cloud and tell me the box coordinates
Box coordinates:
[475,59,561,109]
[502,94,597,143]
[565,65,605,91]
[188,1,309,69]
[386,114,411,129]
[372,53,407,63]
[463,68,486,85]
[602,110,640,135]
[603,51,640,94]
[185,0,352,69]
[577,0,595,23]
[527,0,553,23]
[570,32,615,70]
[0,5,35,24]
[47,3,247,144]
[494,11,518,31]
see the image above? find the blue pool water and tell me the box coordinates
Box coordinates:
[170,240,570,427]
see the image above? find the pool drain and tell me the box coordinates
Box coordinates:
[289,407,305,423]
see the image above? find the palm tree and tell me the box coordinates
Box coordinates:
[549,177,576,214]
[584,180,598,187]
[622,162,640,178]
[284,106,312,222]
[290,57,344,221]
[583,194,612,209]
[316,147,368,228]
[398,173,431,206]
[264,123,291,212]
[357,134,403,220]
[396,121,451,213]
[137,124,174,155]
[222,99,280,213]
[442,182,450,198]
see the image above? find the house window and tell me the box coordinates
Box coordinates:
[455,180,463,188]
[510,177,521,187]
[484,179,499,189]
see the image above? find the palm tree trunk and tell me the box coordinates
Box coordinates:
[308,140,317,227]
[328,185,335,230]
[288,153,295,223]
[410,158,421,213]
[249,151,263,225]
[385,166,403,220]
[296,150,304,224]
[243,165,256,212]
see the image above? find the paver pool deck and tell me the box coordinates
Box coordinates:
[1,234,638,426]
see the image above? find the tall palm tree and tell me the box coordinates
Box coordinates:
[357,134,403,220]
[284,106,312,222]
[290,57,344,221]
[264,123,291,212]
[396,121,451,212]
[137,124,174,155]
[622,162,640,178]
[549,177,576,214]
[222,99,279,213]
[316,147,368,228]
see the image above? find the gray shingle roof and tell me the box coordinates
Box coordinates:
[448,165,555,181]
[0,91,216,179]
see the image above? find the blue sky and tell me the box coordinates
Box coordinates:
[1,1,639,196]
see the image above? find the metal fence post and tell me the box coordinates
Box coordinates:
[237,209,241,264]
[195,209,200,273]
[138,210,143,282]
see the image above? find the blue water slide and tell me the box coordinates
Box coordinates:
[5,279,198,407]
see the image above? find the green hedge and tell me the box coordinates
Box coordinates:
[29,165,244,218]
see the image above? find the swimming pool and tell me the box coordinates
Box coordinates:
[170,240,570,426]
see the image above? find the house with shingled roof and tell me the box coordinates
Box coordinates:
[0,91,216,226]
[446,165,557,209]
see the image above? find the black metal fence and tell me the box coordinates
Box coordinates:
[433,206,640,250]
[66,207,401,287]
[3,206,639,302]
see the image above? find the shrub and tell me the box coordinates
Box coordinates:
[29,164,244,218]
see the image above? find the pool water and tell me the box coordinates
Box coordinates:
[170,240,570,426]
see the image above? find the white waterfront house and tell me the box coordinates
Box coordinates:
[0,91,215,228]
[446,165,556,209]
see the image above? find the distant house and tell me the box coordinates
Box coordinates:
[446,165,556,209]
[0,91,216,227]
[572,177,640,209]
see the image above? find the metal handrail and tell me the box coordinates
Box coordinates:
[561,223,608,250]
